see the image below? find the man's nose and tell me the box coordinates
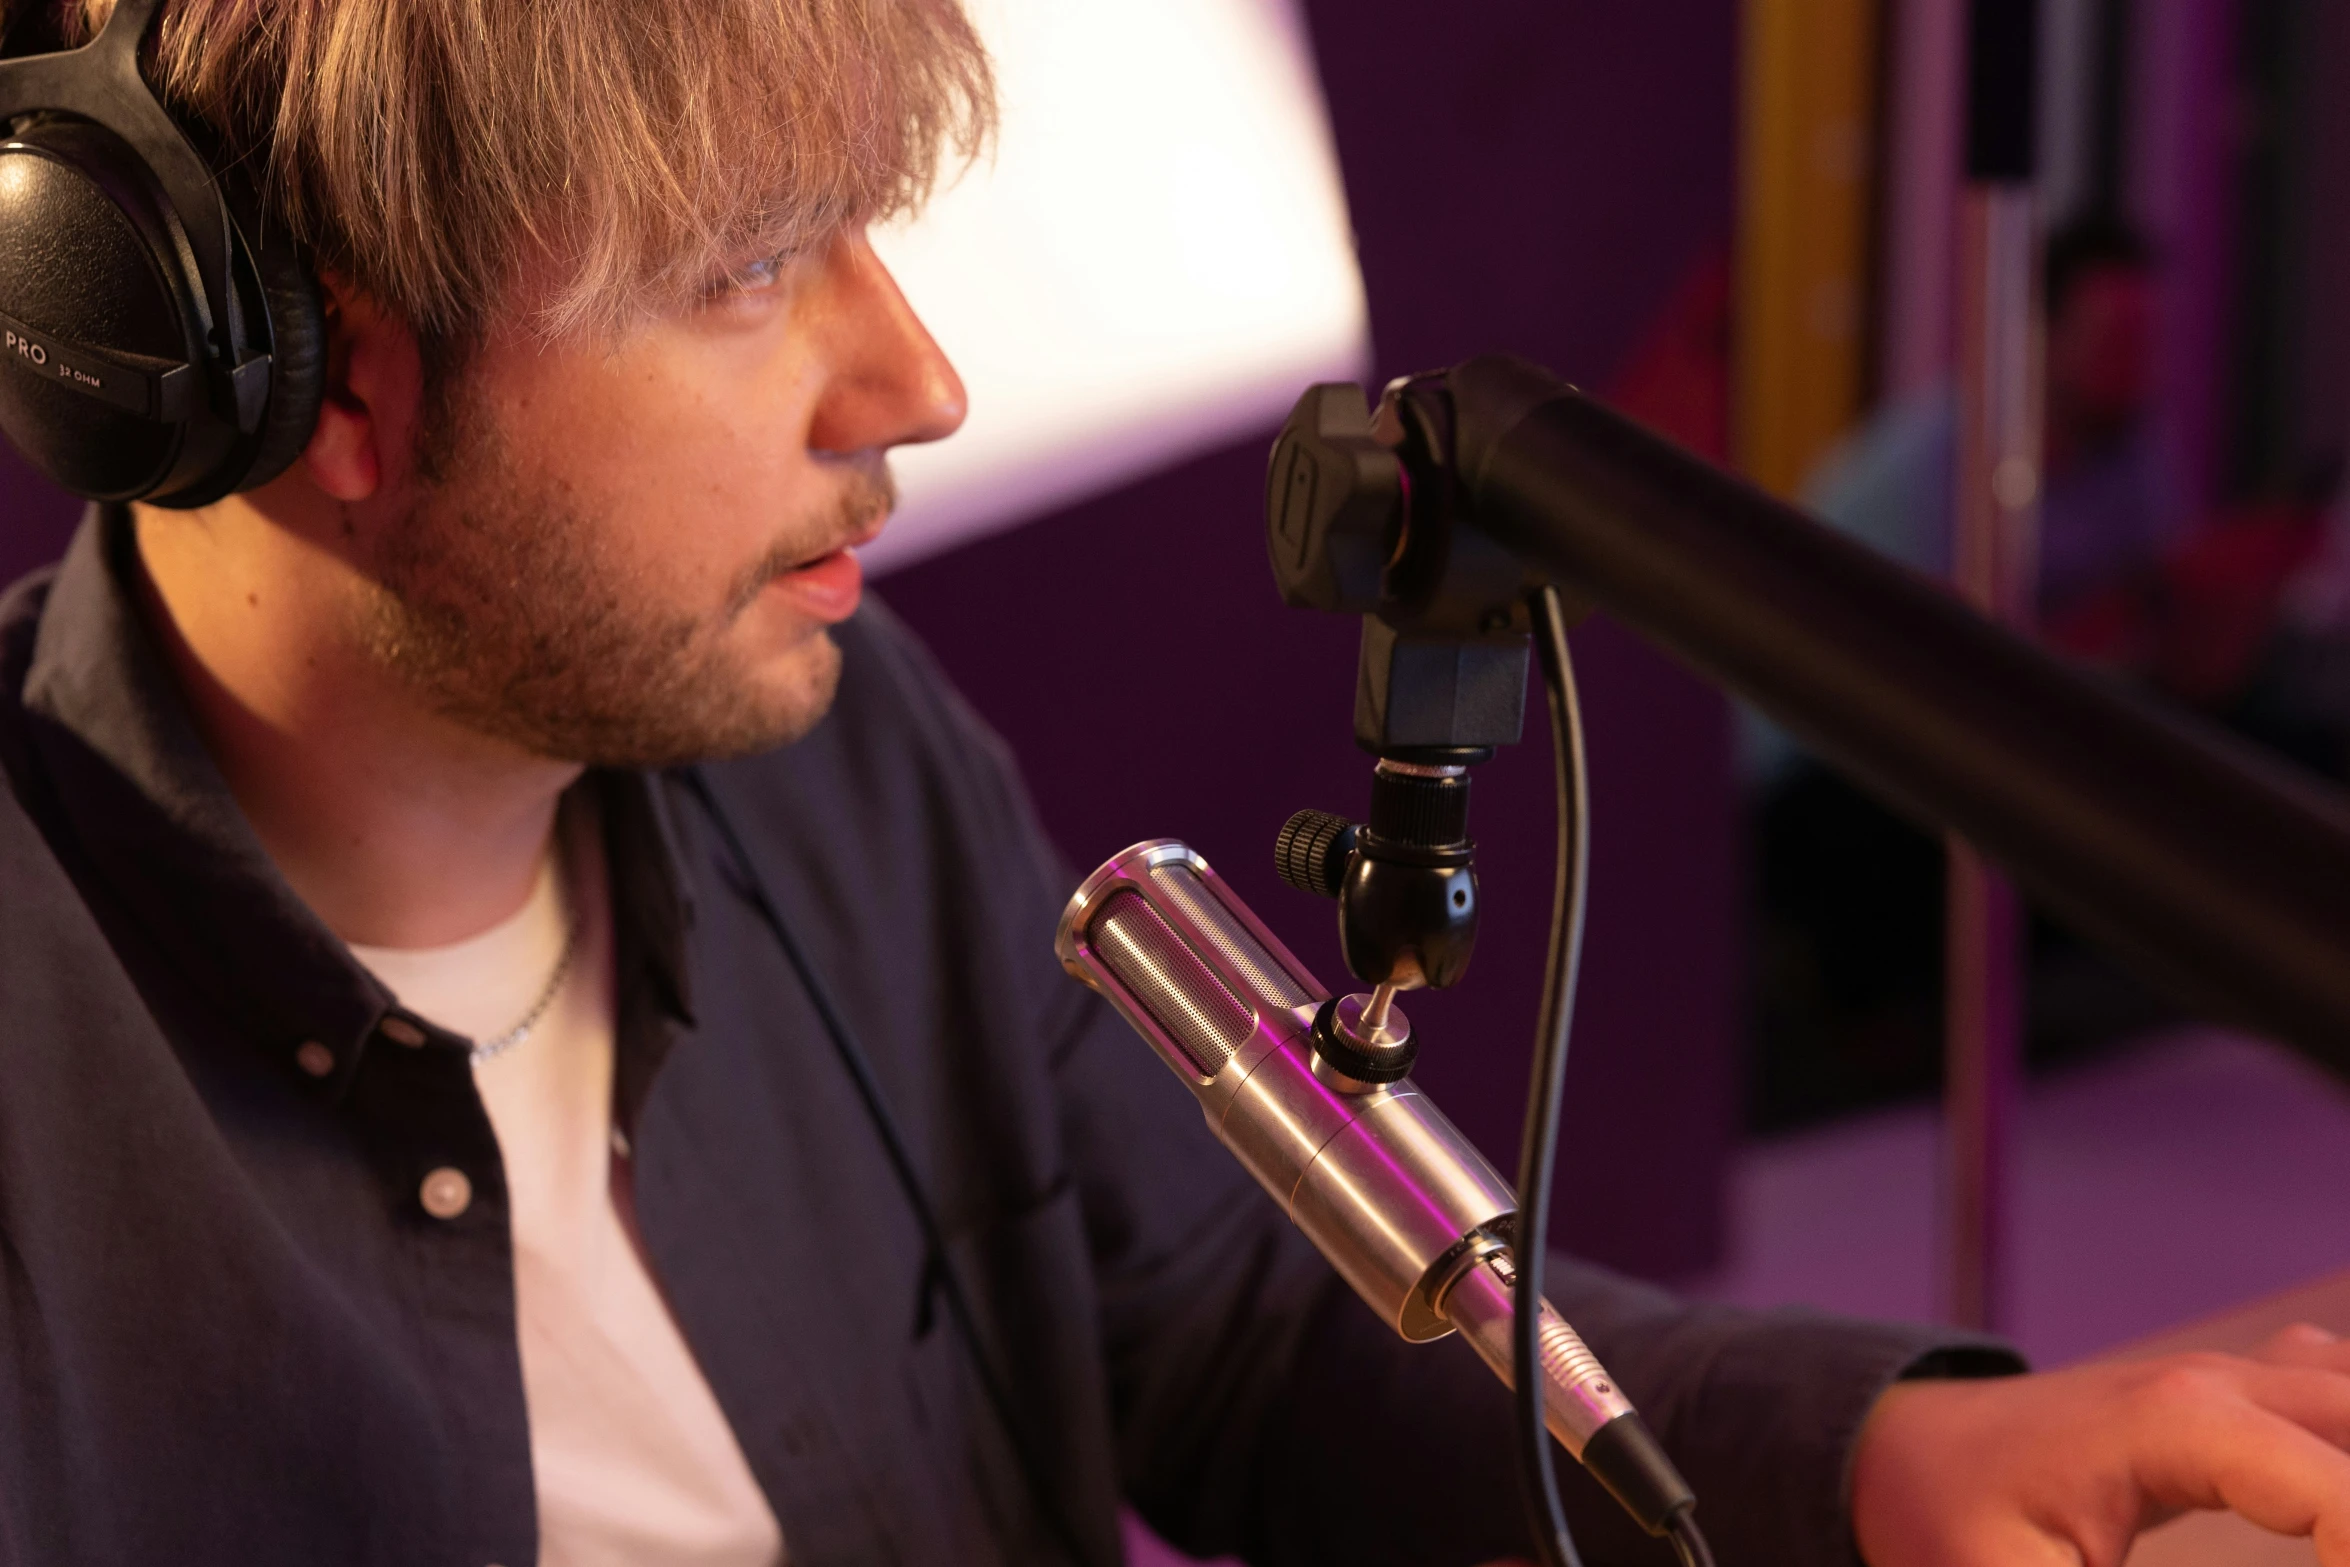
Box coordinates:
[806,231,968,456]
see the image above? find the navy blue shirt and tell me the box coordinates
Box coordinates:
[0,510,2015,1566]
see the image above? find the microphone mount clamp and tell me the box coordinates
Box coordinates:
[1265,370,1562,1067]
[1266,370,1553,755]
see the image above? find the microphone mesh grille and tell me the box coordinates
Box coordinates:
[1145,863,1314,1013]
[1090,888,1253,1076]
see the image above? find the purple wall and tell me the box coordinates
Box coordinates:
[0,0,1743,1279]
[884,0,1743,1279]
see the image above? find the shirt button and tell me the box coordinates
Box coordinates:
[379,1016,428,1048]
[610,1126,632,1161]
[294,1041,335,1078]
[419,1167,473,1220]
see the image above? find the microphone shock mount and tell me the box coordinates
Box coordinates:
[1276,754,1487,1089]
[1270,368,1540,1103]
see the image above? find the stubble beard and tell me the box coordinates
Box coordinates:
[355,393,889,769]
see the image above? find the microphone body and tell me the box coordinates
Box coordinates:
[1056,839,1641,1465]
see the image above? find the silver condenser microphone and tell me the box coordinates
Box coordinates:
[1057,839,1692,1530]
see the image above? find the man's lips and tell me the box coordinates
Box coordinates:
[762,517,883,625]
[763,546,863,624]
[752,500,888,629]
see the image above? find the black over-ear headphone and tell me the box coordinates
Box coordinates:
[0,0,322,505]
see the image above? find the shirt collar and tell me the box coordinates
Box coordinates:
[15,507,696,1099]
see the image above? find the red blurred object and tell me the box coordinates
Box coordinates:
[2154,503,2325,706]
[2039,580,2155,671]
[2038,503,2326,708]
[1605,246,1732,464]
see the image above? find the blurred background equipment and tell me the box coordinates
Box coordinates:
[1744,0,2350,1130]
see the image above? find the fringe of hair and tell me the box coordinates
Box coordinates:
[45,0,993,339]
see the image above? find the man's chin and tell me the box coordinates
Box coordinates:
[628,646,840,769]
[484,631,846,771]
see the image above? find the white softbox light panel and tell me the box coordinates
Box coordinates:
[862,0,1370,573]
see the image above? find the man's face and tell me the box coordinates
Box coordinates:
[354,230,965,767]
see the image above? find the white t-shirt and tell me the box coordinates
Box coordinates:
[350,807,784,1567]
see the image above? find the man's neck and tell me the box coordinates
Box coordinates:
[133,501,581,949]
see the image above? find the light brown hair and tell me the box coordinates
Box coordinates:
[33,0,993,340]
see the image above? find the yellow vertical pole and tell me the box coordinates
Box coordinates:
[1736,0,1883,497]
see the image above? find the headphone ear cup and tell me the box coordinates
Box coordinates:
[0,121,320,506]
[229,198,323,493]
[0,119,226,500]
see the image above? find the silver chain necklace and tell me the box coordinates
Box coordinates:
[469,911,584,1066]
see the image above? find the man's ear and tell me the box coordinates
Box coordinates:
[300,276,425,503]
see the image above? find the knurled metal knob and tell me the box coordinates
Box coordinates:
[1275,809,1359,899]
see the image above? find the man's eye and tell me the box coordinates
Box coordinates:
[729,255,786,293]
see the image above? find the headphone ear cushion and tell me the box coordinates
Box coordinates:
[231,204,324,492]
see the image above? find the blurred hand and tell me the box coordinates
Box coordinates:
[1852,1324,2350,1566]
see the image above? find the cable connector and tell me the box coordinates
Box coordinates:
[1580,1412,1696,1538]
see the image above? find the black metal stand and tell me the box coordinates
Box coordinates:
[1264,354,2350,1063]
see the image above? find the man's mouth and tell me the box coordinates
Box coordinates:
[738,473,894,628]
[762,546,862,624]
[782,511,887,574]
[761,513,886,626]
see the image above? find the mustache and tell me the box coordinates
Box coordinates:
[722,468,896,620]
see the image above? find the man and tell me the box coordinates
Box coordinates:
[1,3,2346,1564]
